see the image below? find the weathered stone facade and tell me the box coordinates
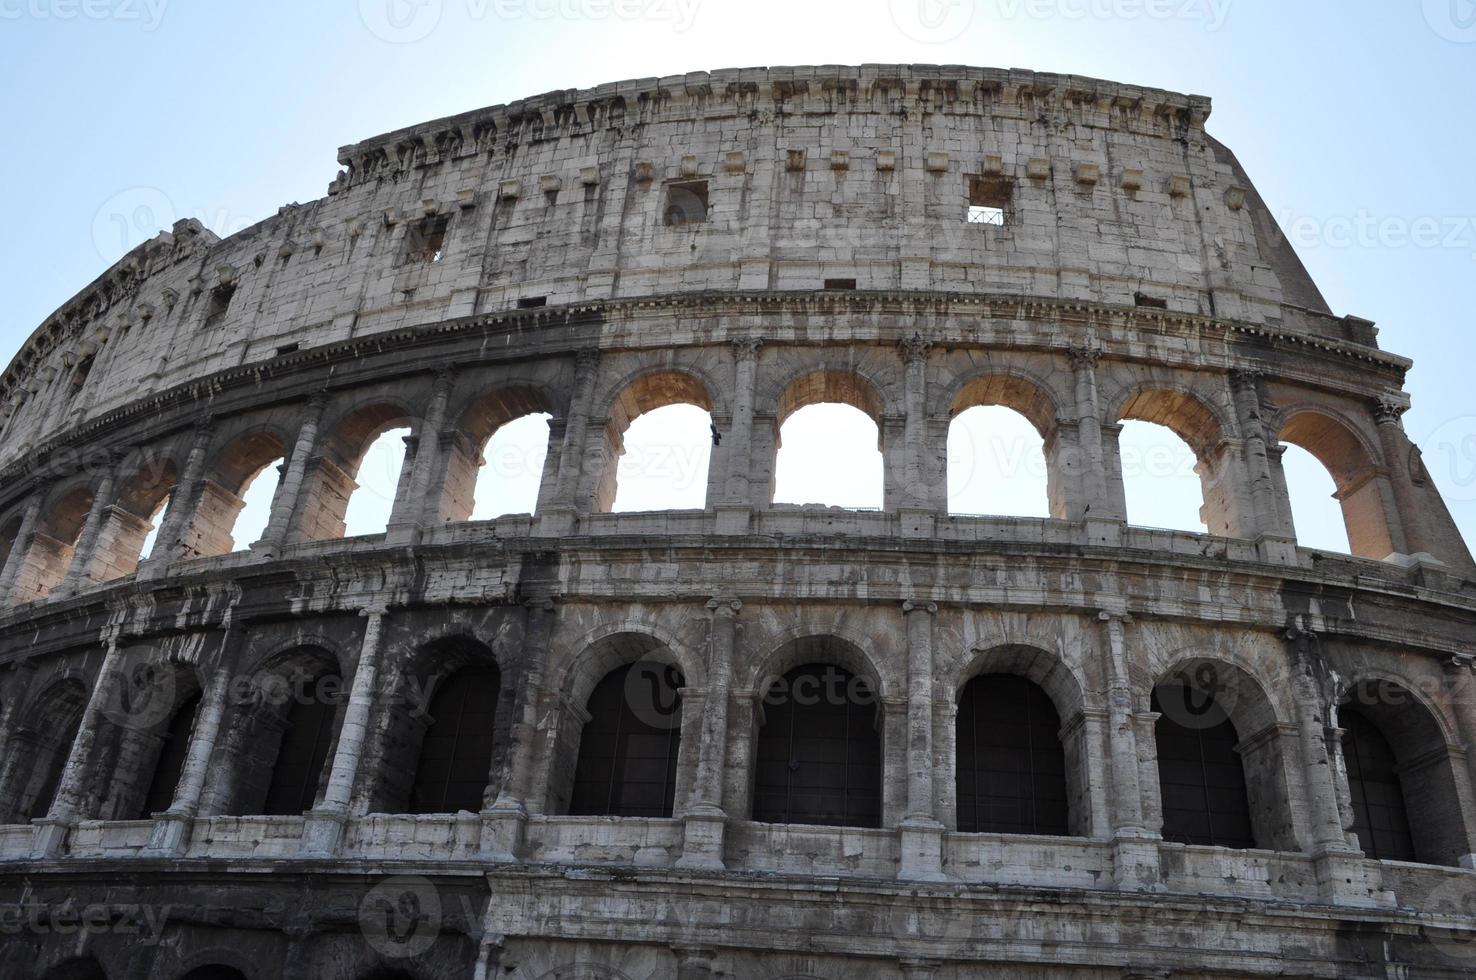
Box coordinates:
[0,65,1474,979]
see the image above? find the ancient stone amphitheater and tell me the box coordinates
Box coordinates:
[1,64,1474,979]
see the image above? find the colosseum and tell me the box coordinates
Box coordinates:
[1,63,1474,979]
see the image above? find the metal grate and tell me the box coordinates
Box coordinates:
[409,666,501,815]
[1153,686,1256,849]
[569,663,683,818]
[1341,708,1417,862]
[956,674,1070,835]
[262,672,341,816]
[137,693,201,819]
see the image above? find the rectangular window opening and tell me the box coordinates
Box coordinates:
[1133,291,1168,310]
[517,296,547,309]
[275,343,300,356]
[967,174,1013,226]
[823,278,857,290]
[403,214,450,264]
[663,179,709,226]
[203,283,236,328]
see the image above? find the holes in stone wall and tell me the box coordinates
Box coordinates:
[402,214,450,264]
[966,174,1012,226]
[947,406,1050,518]
[663,179,709,226]
[202,283,236,329]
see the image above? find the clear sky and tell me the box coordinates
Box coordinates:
[3,0,1473,556]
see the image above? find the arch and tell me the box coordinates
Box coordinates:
[300,400,417,541]
[11,484,94,601]
[134,690,203,819]
[448,384,560,523]
[772,369,886,511]
[1336,677,1466,866]
[752,660,882,828]
[1151,657,1297,851]
[92,453,180,581]
[946,405,1052,518]
[596,369,716,513]
[215,645,345,817]
[1278,409,1393,559]
[956,673,1070,835]
[546,629,693,815]
[747,631,891,703]
[1114,386,1229,458]
[568,661,684,817]
[947,370,1060,438]
[955,645,1089,836]
[0,675,87,823]
[367,634,504,814]
[187,428,290,558]
[1338,707,1415,862]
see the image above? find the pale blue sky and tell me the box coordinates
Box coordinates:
[3,0,1473,554]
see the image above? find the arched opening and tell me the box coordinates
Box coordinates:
[1118,388,1246,536]
[1279,412,1385,557]
[299,404,414,541]
[217,649,344,817]
[773,371,884,510]
[135,692,202,819]
[569,662,684,817]
[11,486,94,602]
[1152,683,1255,849]
[408,664,501,814]
[93,456,179,580]
[182,430,287,558]
[0,677,87,823]
[753,661,881,828]
[1339,707,1415,861]
[0,513,21,577]
[956,674,1068,835]
[598,372,714,513]
[1338,679,1466,866]
[1279,443,1351,553]
[444,386,559,523]
[947,407,1050,518]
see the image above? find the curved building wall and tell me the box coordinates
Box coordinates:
[0,65,1473,980]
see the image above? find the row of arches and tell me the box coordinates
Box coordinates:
[0,632,1462,868]
[0,359,1395,604]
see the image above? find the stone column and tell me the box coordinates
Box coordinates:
[54,460,120,597]
[1098,611,1158,889]
[484,597,555,860]
[1372,395,1427,557]
[1069,348,1126,540]
[139,416,215,578]
[0,487,44,605]
[387,367,456,545]
[33,623,126,857]
[899,599,945,881]
[897,333,940,531]
[144,633,237,856]
[678,598,740,869]
[715,339,761,533]
[253,393,328,557]
[1228,371,1295,560]
[540,349,600,534]
[301,604,388,857]
[1283,627,1355,854]
[0,661,38,778]
[1443,655,1476,864]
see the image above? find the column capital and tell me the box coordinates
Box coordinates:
[431,363,458,391]
[1067,345,1102,369]
[706,597,742,616]
[901,598,937,615]
[897,331,932,364]
[524,596,556,613]
[1228,367,1264,391]
[574,347,601,373]
[1444,653,1476,675]
[359,602,391,619]
[305,390,330,411]
[1096,608,1132,624]
[730,336,764,359]
[1372,393,1410,426]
